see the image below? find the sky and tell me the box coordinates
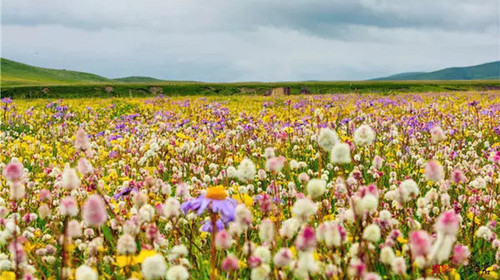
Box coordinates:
[1,0,499,82]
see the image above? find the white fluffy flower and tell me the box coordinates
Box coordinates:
[226,166,238,178]
[379,210,392,221]
[318,128,339,151]
[259,219,275,243]
[142,254,167,280]
[353,124,375,146]
[237,158,256,182]
[430,126,446,143]
[162,197,181,218]
[294,251,319,278]
[476,226,492,240]
[253,246,272,263]
[306,179,326,199]
[362,224,381,243]
[292,198,318,222]
[117,234,136,255]
[280,218,301,239]
[75,265,97,280]
[251,264,270,280]
[166,265,189,280]
[169,245,189,259]
[289,160,299,170]
[330,143,351,164]
[470,177,486,189]
[401,179,419,197]
[358,194,378,213]
[61,164,81,190]
[380,246,395,264]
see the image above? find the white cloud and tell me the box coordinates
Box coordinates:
[1,0,499,81]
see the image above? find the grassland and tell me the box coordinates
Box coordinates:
[1,58,499,99]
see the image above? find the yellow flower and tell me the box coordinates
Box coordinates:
[133,249,157,264]
[441,269,460,280]
[467,212,481,225]
[322,214,335,221]
[232,193,253,208]
[396,236,408,244]
[0,271,16,280]
[481,266,499,280]
[131,271,143,279]
[116,255,134,267]
[206,185,228,200]
[238,260,247,269]
[65,243,76,254]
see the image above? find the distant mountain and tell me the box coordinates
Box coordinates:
[113,76,164,83]
[0,58,164,86]
[1,58,110,86]
[373,61,500,80]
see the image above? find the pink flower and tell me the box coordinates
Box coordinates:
[451,169,467,184]
[60,196,78,217]
[295,226,316,251]
[39,189,52,202]
[3,160,24,182]
[82,195,108,227]
[67,220,82,238]
[391,257,406,275]
[248,256,262,268]
[9,239,26,264]
[258,194,274,213]
[451,244,470,265]
[77,158,94,176]
[349,259,366,278]
[409,230,432,257]
[298,173,310,183]
[491,151,500,165]
[372,156,384,170]
[364,272,382,280]
[425,160,444,182]
[74,127,91,151]
[215,230,232,250]
[265,156,286,173]
[145,224,159,240]
[435,211,459,236]
[221,254,239,272]
[273,248,293,267]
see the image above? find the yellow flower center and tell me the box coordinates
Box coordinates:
[205,186,228,200]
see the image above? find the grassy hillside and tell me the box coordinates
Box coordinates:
[112,76,164,83]
[1,58,111,86]
[1,58,499,99]
[375,61,500,80]
[2,80,499,99]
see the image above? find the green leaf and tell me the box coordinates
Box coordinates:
[102,225,116,247]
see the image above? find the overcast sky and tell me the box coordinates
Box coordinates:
[1,0,499,82]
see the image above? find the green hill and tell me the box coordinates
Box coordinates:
[0,58,111,86]
[113,76,164,83]
[373,61,500,80]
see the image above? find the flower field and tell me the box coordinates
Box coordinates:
[0,92,499,280]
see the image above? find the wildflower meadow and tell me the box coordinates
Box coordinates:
[0,92,499,280]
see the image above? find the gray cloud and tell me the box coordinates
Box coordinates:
[1,0,499,81]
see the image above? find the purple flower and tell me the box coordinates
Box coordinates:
[181,186,237,230]
[201,219,225,232]
[1,98,12,104]
[113,186,138,200]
